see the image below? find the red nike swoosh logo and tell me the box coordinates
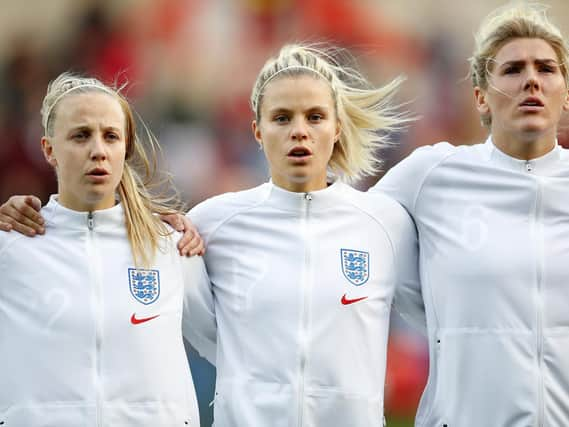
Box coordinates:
[130,313,160,325]
[341,294,368,305]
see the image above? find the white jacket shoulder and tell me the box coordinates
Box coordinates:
[187,183,269,242]
[0,230,27,257]
[0,201,60,255]
[346,186,412,234]
[371,142,463,213]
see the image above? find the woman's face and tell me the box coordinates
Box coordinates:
[475,37,569,144]
[41,91,127,212]
[253,74,340,193]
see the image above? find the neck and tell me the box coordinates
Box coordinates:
[271,177,328,193]
[491,129,556,160]
[58,193,116,212]
[271,171,329,193]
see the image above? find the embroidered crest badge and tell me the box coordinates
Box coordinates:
[341,249,369,286]
[128,268,160,305]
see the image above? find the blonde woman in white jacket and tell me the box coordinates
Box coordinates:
[183,44,418,427]
[1,45,419,427]
[0,72,215,426]
[372,3,569,426]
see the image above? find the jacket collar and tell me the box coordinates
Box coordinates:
[484,136,562,175]
[43,195,125,231]
[262,180,347,213]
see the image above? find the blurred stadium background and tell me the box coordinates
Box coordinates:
[1,1,568,426]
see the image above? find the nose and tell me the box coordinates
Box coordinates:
[90,134,107,161]
[290,118,309,141]
[524,68,540,92]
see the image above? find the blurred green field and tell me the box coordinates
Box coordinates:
[386,416,414,427]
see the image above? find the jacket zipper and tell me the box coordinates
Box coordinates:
[298,193,313,427]
[87,212,104,427]
[527,163,545,427]
[534,176,545,427]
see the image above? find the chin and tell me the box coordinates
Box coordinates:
[515,120,550,135]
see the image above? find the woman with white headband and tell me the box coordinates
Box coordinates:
[0,72,215,426]
[0,45,416,426]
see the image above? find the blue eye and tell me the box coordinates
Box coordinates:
[274,115,289,123]
[309,113,323,122]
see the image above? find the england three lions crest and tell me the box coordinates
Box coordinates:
[128,268,160,305]
[341,249,369,286]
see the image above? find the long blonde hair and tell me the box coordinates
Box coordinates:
[41,72,182,267]
[469,2,569,126]
[251,44,409,181]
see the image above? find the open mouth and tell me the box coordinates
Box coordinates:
[287,146,312,158]
[519,98,544,108]
[87,168,109,177]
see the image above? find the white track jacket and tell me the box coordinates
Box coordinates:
[373,138,569,427]
[0,196,215,427]
[187,181,418,427]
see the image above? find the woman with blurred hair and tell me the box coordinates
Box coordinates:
[373,3,569,426]
[0,72,214,426]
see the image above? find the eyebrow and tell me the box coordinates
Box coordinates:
[104,126,122,133]
[66,125,123,135]
[267,105,331,114]
[69,124,122,130]
[498,58,560,67]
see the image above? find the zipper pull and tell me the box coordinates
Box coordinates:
[525,161,533,172]
[87,212,94,230]
[305,193,313,201]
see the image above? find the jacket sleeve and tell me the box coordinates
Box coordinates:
[371,143,455,331]
[390,207,426,333]
[181,255,217,365]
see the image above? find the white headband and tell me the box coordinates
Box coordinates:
[43,83,117,130]
[254,65,332,114]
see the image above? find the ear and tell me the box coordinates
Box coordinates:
[563,87,569,112]
[252,120,263,149]
[334,119,341,144]
[41,137,57,167]
[474,86,490,116]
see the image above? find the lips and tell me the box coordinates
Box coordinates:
[86,168,110,183]
[287,146,313,158]
[519,97,544,108]
[86,167,109,177]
